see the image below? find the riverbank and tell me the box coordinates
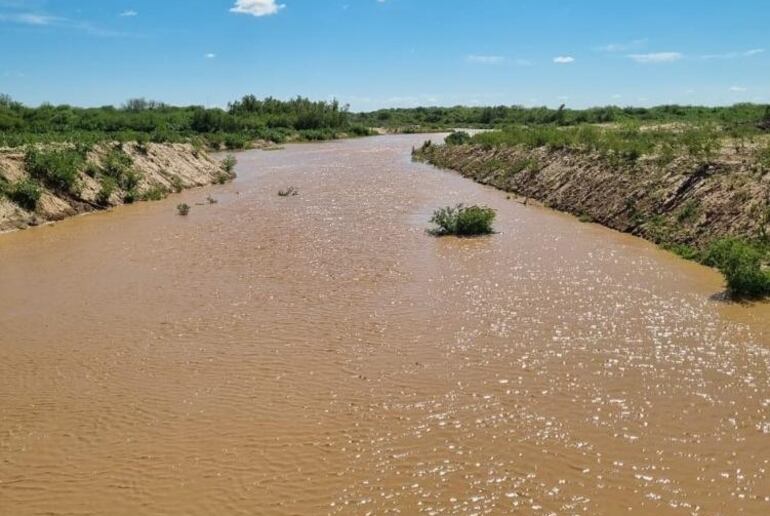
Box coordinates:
[413,136,770,255]
[0,142,234,233]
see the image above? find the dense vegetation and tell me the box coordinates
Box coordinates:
[4,92,770,149]
[0,94,371,149]
[353,103,770,133]
[447,124,770,167]
[429,204,496,236]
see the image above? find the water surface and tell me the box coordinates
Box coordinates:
[1,135,768,514]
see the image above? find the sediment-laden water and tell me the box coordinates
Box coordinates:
[1,135,768,515]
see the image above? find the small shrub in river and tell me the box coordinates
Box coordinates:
[176,203,190,216]
[8,178,42,211]
[704,238,770,297]
[278,186,298,197]
[222,154,237,173]
[445,131,472,145]
[214,172,232,184]
[429,204,496,236]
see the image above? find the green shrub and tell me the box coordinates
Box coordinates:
[429,204,496,236]
[102,148,133,180]
[667,243,700,261]
[704,238,770,297]
[97,176,117,205]
[214,172,231,184]
[140,185,169,201]
[224,134,249,150]
[445,131,472,145]
[221,154,237,173]
[677,200,701,223]
[84,162,100,178]
[170,176,184,193]
[507,158,540,177]
[24,147,83,194]
[177,203,190,216]
[8,179,42,210]
[347,124,372,137]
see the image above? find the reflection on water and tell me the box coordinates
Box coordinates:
[1,135,768,515]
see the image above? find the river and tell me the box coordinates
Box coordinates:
[1,135,768,514]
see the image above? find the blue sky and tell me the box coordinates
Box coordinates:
[1,0,768,111]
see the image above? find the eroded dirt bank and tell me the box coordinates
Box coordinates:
[414,142,770,251]
[0,142,231,233]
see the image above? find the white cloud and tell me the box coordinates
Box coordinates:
[627,52,682,63]
[0,12,57,25]
[702,48,765,60]
[729,85,747,92]
[120,10,137,17]
[0,11,130,36]
[230,0,285,17]
[205,53,216,59]
[598,39,647,52]
[553,56,575,64]
[466,55,505,64]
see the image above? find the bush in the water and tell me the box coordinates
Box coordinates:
[278,186,298,197]
[222,155,237,173]
[445,131,472,145]
[704,238,770,297]
[176,203,190,216]
[430,204,496,236]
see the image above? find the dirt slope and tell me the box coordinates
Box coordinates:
[0,142,230,233]
[415,142,770,251]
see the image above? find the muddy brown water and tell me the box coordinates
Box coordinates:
[1,135,769,515]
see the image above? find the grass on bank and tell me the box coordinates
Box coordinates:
[466,124,732,163]
[429,204,496,236]
[5,178,41,211]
